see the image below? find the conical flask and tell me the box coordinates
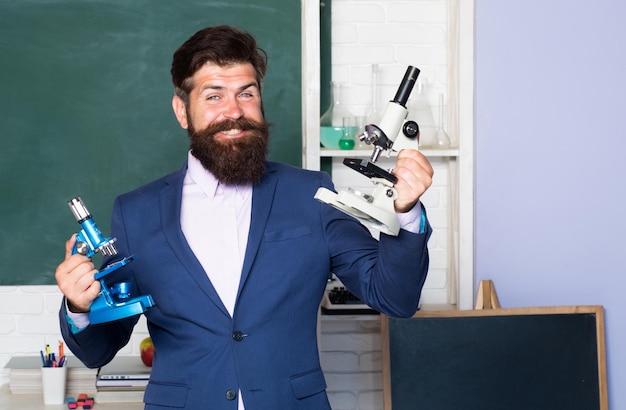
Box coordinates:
[434,93,451,148]
[320,82,353,149]
[407,80,436,148]
[363,64,382,125]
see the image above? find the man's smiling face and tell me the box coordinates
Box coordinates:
[172,62,270,185]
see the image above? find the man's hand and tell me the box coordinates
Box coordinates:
[392,149,434,213]
[55,234,101,313]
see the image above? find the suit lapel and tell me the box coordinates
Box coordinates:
[238,163,278,292]
[159,166,230,317]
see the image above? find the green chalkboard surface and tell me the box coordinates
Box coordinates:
[382,306,608,410]
[0,0,301,285]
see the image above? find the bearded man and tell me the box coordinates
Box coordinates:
[55,25,434,410]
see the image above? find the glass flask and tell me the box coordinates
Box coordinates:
[320,82,353,149]
[407,80,436,148]
[363,64,382,125]
[338,117,355,150]
[434,93,451,148]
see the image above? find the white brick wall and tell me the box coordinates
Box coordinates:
[321,316,383,410]
[328,0,449,126]
[0,2,450,409]
[321,1,450,409]
[0,286,149,388]
[327,0,452,307]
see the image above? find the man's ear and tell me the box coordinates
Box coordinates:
[172,95,189,129]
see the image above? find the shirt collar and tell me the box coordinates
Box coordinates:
[186,151,252,200]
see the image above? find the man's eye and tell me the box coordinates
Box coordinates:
[206,95,220,101]
[240,92,253,98]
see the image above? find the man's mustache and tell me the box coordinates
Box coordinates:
[202,118,266,136]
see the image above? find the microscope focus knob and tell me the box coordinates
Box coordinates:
[75,241,89,255]
[402,120,419,140]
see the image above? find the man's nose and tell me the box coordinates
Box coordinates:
[223,98,244,120]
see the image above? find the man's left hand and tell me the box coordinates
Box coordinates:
[392,149,434,213]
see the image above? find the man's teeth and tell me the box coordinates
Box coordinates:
[222,129,242,135]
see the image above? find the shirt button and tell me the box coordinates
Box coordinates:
[232,331,245,342]
[225,389,237,401]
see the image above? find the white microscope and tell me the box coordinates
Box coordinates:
[315,66,421,236]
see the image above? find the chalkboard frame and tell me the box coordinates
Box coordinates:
[381,305,608,410]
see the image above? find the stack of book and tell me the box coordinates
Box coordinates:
[4,356,98,396]
[94,356,150,403]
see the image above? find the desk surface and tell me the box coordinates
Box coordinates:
[0,385,144,409]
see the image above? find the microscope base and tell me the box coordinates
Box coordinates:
[315,187,400,236]
[89,294,155,325]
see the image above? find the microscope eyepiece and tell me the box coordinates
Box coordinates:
[68,196,91,223]
[392,66,420,107]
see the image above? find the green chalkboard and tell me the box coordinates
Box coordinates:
[0,0,301,285]
[382,306,608,410]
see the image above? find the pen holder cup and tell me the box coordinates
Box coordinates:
[41,366,67,405]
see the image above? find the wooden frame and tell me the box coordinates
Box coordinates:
[382,306,607,410]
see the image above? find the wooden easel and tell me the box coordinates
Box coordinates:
[474,279,500,309]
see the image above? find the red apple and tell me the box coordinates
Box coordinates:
[140,337,154,367]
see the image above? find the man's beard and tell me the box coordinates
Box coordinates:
[188,117,270,185]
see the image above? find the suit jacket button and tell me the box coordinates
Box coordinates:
[226,389,237,401]
[232,331,245,342]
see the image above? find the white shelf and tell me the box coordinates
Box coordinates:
[319,147,459,158]
[319,304,458,321]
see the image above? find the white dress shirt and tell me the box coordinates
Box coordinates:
[180,151,252,317]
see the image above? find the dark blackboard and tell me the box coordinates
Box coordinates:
[0,0,301,284]
[382,306,608,410]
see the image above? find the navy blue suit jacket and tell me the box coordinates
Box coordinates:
[60,161,431,409]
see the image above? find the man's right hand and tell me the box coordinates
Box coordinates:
[55,234,101,313]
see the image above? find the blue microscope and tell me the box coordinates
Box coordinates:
[67,196,155,324]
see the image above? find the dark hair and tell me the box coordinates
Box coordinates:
[171,25,268,103]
